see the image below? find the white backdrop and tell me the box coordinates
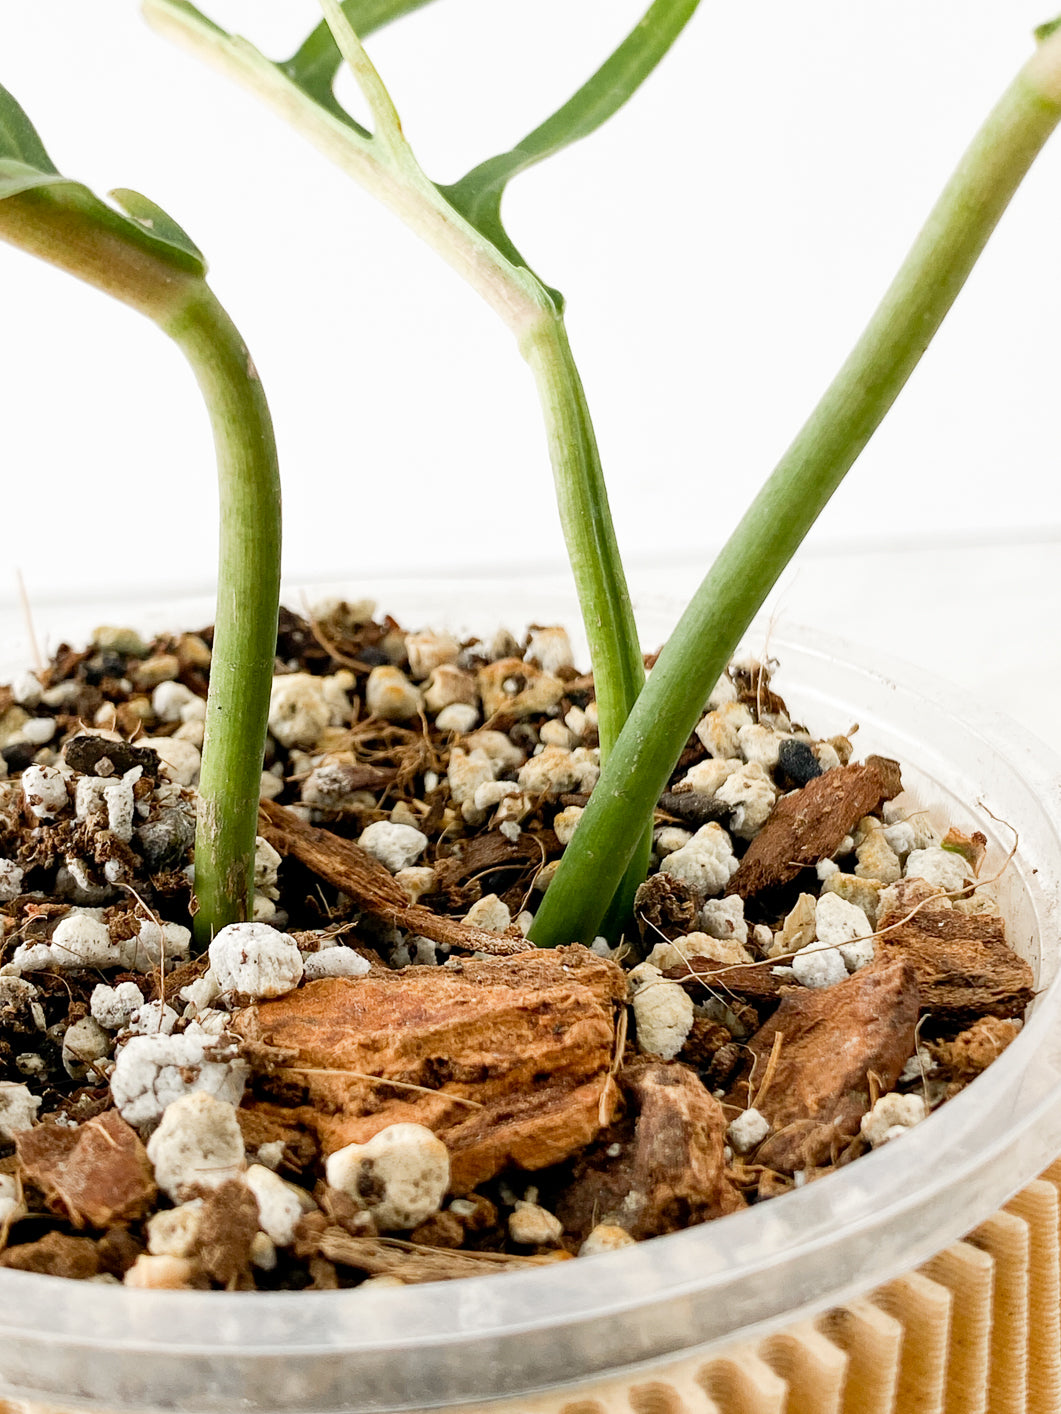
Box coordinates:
[0,1,1059,608]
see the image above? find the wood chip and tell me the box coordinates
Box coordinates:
[728,756,903,899]
[258,798,526,955]
[736,959,920,1173]
[15,1111,157,1229]
[876,878,1033,1021]
[557,1060,745,1241]
[233,945,625,1192]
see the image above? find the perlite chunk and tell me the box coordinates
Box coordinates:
[325,1123,450,1231]
[146,1092,246,1200]
[628,963,694,1060]
[714,762,776,839]
[659,822,738,900]
[110,1029,250,1129]
[209,922,304,999]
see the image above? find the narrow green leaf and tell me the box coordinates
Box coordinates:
[1036,16,1061,42]
[111,188,207,270]
[0,82,58,170]
[442,0,700,262]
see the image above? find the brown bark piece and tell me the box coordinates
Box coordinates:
[257,798,527,956]
[877,878,1033,1021]
[556,1061,745,1242]
[0,1230,101,1280]
[739,959,920,1173]
[195,1180,260,1289]
[665,955,785,1004]
[431,831,555,892]
[929,1016,1022,1080]
[15,1111,157,1229]
[728,756,903,898]
[233,946,625,1193]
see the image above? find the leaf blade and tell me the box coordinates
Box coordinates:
[443,0,701,246]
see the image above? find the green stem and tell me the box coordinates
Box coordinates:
[521,307,650,937]
[521,310,643,757]
[530,29,1061,948]
[283,0,440,110]
[162,291,282,946]
[0,184,281,945]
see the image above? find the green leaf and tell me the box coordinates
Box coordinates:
[1036,16,1061,42]
[0,82,58,170]
[441,0,701,267]
[0,83,207,278]
[111,188,207,270]
[0,158,67,201]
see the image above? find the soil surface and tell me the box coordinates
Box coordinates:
[0,600,1031,1290]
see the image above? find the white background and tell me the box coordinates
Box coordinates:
[0,2,1058,718]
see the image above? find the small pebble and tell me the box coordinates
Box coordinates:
[508,1200,564,1246]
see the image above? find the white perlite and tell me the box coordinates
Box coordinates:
[405,631,460,681]
[21,764,69,820]
[727,1107,771,1154]
[209,922,304,999]
[12,912,114,972]
[91,982,146,1031]
[364,666,422,722]
[517,745,599,799]
[244,1164,306,1247]
[146,1092,246,1200]
[141,737,201,787]
[695,702,754,759]
[860,1092,927,1148]
[147,1199,204,1257]
[714,763,776,839]
[358,820,429,873]
[525,626,575,676]
[434,703,478,734]
[905,846,972,893]
[0,859,23,902]
[0,1081,42,1139]
[268,673,332,749]
[302,946,371,981]
[628,963,694,1061]
[110,1029,250,1129]
[791,938,848,990]
[700,894,749,948]
[814,892,875,972]
[326,1123,450,1231]
[659,823,739,900]
[464,893,511,934]
[62,1016,112,1080]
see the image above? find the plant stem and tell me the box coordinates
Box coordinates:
[530,27,1061,948]
[521,310,643,757]
[521,308,651,932]
[0,182,281,943]
[162,290,282,946]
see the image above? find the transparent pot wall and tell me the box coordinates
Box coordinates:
[0,580,1059,1414]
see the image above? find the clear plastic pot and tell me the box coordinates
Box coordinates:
[0,580,1059,1414]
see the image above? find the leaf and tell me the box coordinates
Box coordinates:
[0,82,58,171]
[0,83,207,278]
[441,0,701,266]
[111,188,206,269]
